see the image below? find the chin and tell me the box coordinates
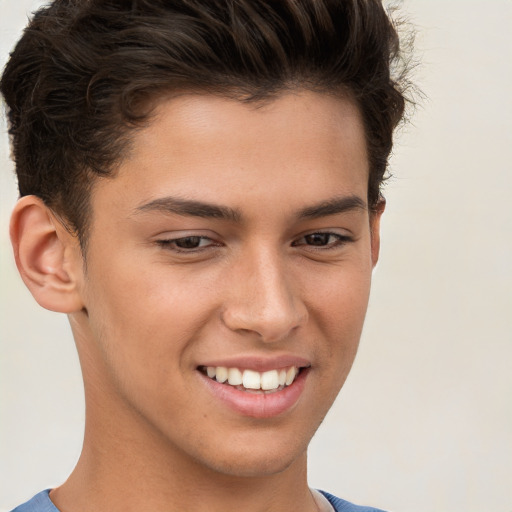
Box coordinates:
[200,449,305,479]
[183,426,314,479]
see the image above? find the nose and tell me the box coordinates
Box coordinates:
[221,248,308,343]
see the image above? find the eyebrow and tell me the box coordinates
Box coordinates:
[134,194,366,222]
[298,195,367,219]
[134,197,242,222]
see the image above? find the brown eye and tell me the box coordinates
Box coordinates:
[304,233,333,246]
[157,236,216,252]
[292,232,352,250]
[174,236,203,249]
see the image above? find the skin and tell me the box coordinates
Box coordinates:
[11,90,383,512]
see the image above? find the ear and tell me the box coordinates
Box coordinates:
[370,197,385,268]
[10,195,85,313]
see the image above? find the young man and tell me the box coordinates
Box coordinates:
[1,1,408,511]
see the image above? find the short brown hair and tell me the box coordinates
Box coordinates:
[1,0,409,247]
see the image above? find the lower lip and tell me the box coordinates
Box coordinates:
[199,368,309,418]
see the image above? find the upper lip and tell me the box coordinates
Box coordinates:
[197,354,311,372]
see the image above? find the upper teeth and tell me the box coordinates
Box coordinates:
[205,366,299,391]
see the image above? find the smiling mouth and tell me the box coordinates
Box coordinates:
[198,366,305,394]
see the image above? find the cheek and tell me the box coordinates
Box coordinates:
[310,261,372,332]
[305,258,372,380]
[82,255,218,372]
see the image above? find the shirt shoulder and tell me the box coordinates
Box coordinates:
[10,490,60,512]
[10,488,386,512]
[319,490,388,512]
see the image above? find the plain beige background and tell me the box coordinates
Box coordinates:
[1,1,511,511]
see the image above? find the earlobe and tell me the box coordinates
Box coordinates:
[370,197,385,268]
[10,195,84,313]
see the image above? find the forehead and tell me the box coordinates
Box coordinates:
[139,90,367,162]
[91,90,369,220]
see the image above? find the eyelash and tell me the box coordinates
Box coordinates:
[156,232,352,253]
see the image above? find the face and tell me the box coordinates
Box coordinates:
[72,91,381,478]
